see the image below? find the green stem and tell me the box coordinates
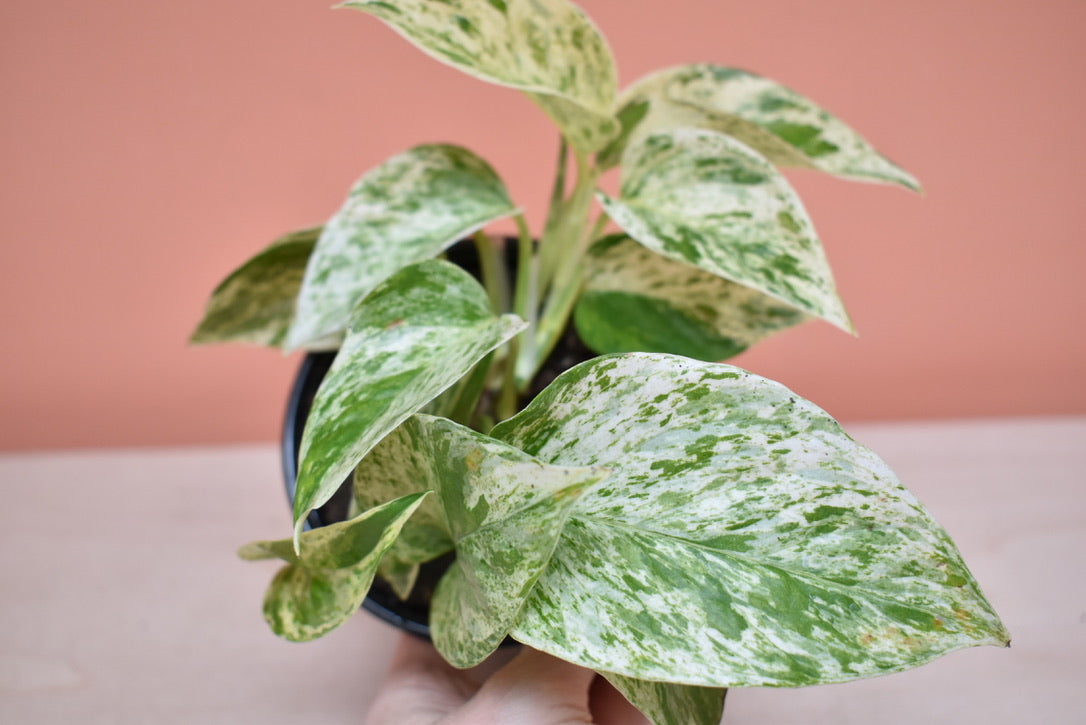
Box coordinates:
[448,353,494,427]
[539,139,569,288]
[587,211,611,244]
[557,155,596,282]
[541,146,595,295]
[532,261,586,377]
[543,139,569,238]
[517,151,600,388]
[504,211,540,406]
[473,230,509,313]
[495,336,520,423]
[530,211,607,380]
[512,213,537,323]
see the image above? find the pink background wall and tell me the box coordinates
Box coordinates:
[2,1,1084,451]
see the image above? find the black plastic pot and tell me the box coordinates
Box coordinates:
[279,240,593,639]
[281,329,594,640]
[280,243,727,718]
[281,350,450,639]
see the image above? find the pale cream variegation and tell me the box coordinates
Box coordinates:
[239,492,428,642]
[339,0,619,153]
[491,354,1009,687]
[286,144,518,349]
[376,556,422,602]
[353,421,455,599]
[602,672,725,725]
[376,415,608,667]
[432,496,585,667]
[600,128,854,333]
[576,234,808,361]
[292,259,525,541]
[603,64,920,191]
[191,227,320,347]
[208,1,1004,712]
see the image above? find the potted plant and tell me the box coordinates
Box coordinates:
[192,1,1008,723]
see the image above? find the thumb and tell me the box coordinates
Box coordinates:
[449,647,596,725]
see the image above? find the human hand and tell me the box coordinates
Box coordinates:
[365,635,649,725]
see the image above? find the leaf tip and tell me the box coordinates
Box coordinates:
[282,325,307,353]
[825,302,857,338]
[844,316,859,338]
[893,166,924,194]
[237,542,265,560]
[500,312,530,336]
[554,466,611,503]
[994,623,1012,648]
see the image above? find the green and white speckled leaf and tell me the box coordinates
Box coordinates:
[340,0,619,153]
[603,64,919,191]
[369,415,608,667]
[432,495,588,667]
[575,235,807,361]
[491,353,1009,687]
[292,259,526,540]
[376,556,421,602]
[239,492,427,642]
[353,422,456,599]
[602,672,725,725]
[599,129,853,334]
[286,144,517,349]
[190,227,319,347]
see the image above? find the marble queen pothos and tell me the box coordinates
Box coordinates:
[193,1,1008,724]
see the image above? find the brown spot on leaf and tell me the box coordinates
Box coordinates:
[465,448,484,472]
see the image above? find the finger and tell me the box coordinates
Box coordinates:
[590,675,651,725]
[450,647,596,725]
[459,643,521,688]
[365,636,474,725]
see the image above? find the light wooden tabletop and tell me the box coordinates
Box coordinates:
[2,417,1082,724]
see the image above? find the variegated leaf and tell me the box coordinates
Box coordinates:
[286,144,517,349]
[599,129,854,334]
[372,415,608,667]
[340,0,619,153]
[491,354,1009,687]
[602,64,920,191]
[527,92,619,156]
[376,556,421,602]
[190,227,319,347]
[432,493,586,667]
[575,235,807,361]
[239,492,428,642]
[292,259,526,540]
[353,422,456,599]
[602,672,725,725]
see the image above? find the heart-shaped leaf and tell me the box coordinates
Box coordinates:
[352,421,456,599]
[602,672,725,725]
[287,144,517,349]
[340,0,619,153]
[292,259,526,540]
[491,353,1009,686]
[239,492,428,641]
[575,235,807,361]
[190,227,319,347]
[599,128,853,334]
[363,415,608,667]
[601,64,920,191]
